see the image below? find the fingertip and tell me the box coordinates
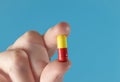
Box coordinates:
[40,59,71,82]
[52,22,70,36]
[55,59,71,71]
[48,59,71,74]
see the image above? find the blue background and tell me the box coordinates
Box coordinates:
[0,0,120,82]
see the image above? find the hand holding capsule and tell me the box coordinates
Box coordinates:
[0,22,71,82]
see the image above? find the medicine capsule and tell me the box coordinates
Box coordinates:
[57,35,68,62]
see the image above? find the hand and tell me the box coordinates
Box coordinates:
[0,22,71,82]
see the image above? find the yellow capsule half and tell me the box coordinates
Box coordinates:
[57,35,67,48]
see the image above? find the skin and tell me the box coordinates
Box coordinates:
[0,22,71,82]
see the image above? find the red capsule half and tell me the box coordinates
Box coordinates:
[57,35,68,62]
[58,48,68,62]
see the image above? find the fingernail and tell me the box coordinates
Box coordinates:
[59,22,69,27]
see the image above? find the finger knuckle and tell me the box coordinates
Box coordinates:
[24,30,42,43]
[10,49,28,67]
[25,30,40,38]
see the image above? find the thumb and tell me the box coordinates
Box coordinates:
[40,60,71,82]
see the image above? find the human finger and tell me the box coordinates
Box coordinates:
[40,60,71,82]
[0,49,35,82]
[8,31,49,81]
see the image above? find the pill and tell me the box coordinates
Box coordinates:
[57,35,68,62]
